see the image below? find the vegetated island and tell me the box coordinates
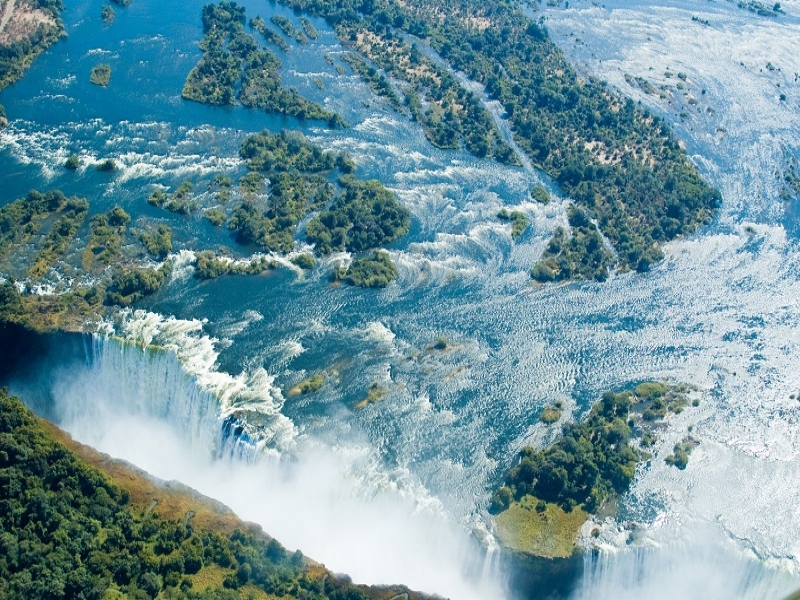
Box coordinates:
[0,0,64,92]
[182,1,345,126]
[90,63,111,86]
[280,0,721,279]
[0,388,432,600]
[232,128,410,286]
[101,4,115,25]
[490,381,699,559]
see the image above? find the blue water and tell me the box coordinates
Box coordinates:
[3,0,800,596]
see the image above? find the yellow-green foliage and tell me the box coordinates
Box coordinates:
[355,383,387,409]
[139,224,172,259]
[495,496,587,559]
[82,206,130,271]
[28,198,89,278]
[90,64,112,86]
[342,251,398,288]
[298,373,325,394]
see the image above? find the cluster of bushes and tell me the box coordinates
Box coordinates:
[0,391,412,600]
[282,0,720,276]
[230,171,333,253]
[249,16,289,51]
[341,53,404,112]
[194,251,274,280]
[27,198,89,278]
[0,190,69,260]
[105,263,171,306]
[300,17,319,39]
[306,177,410,255]
[497,208,529,240]
[232,130,386,257]
[183,2,343,125]
[339,250,398,288]
[82,207,130,271]
[148,182,197,215]
[139,224,173,259]
[0,0,65,92]
[240,129,345,173]
[270,14,309,44]
[101,5,116,25]
[90,64,111,86]
[336,19,516,163]
[531,206,614,282]
[665,437,698,469]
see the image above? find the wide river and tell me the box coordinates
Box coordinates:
[2,0,800,597]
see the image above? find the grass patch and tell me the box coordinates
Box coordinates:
[355,383,387,409]
[495,496,587,559]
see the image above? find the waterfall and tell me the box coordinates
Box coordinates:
[572,534,800,600]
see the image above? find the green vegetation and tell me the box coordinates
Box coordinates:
[0,390,425,600]
[738,0,782,16]
[0,104,6,128]
[494,496,588,559]
[497,208,529,240]
[82,207,130,271]
[64,155,80,170]
[341,53,404,112]
[270,15,295,37]
[28,198,89,279]
[90,63,111,86]
[240,129,339,172]
[300,17,319,39]
[491,382,698,556]
[101,5,116,24]
[231,130,398,258]
[203,208,227,227]
[249,16,290,52]
[282,0,720,277]
[95,158,117,172]
[355,383,387,408]
[531,206,614,282]
[539,402,563,424]
[290,253,316,269]
[306,177,410,255]
[148,182,196,215]
[139,224,172,259]
[340,250,398,288]
[295,373,326,394]
[0,190,69,260]
[105,263,171,306]
[183,2,343,125]
[665,437,698,469]
[531,185,550,204]
[0,0,65,92]
[193,251,274,280]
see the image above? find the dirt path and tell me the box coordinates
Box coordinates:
[0,0,17,38]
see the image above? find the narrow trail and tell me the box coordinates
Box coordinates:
[0,0,17,38]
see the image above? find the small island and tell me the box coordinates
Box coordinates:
[101,4,116,25]
[90,63,111,86]
[490,382,698,559]
[337,250,399,288]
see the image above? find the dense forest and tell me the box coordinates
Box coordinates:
[0,389,427,599]
[183,1,344,126]
[278,0,721,277]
